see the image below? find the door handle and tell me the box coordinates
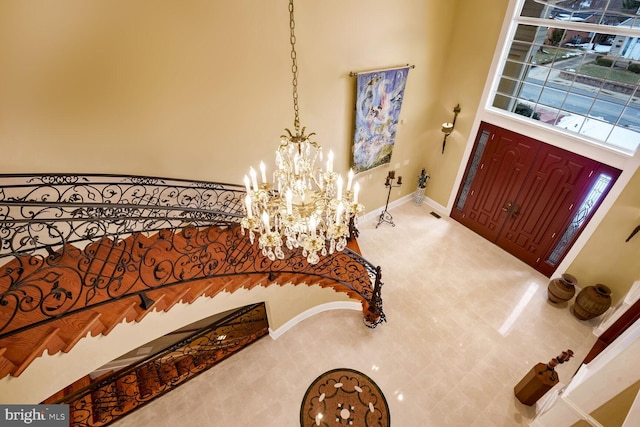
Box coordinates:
[502,200,520,217]
[511,203,520,218]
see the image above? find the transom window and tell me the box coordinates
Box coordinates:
[492,0,640,154]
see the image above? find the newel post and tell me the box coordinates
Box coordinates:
[364,266,386,328]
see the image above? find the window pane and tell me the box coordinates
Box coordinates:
[520,0,547,19]
[600,12,640,28]
[577,117,614,140]
[539,86,568,107]
[591,99,624,120]
[503,59,530,80]
[514,101,540,119]
[563,92,595,115]
[456,130,491,212]
[535,105,561,124]
[619,105,640,129]
[507,42,535,64]
[493,93,515,111]
[630,87,640,108]
[522,0,640,29]
[546,173,613,266]
[496,77,522,97]
[520,81,543,102]
[595,85,632,106]
[514,24,540,42]
[490,0,640,153]
[528,65,552,82]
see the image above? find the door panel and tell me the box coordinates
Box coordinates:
[496,144,596,268]
[453,126,539,242]
[537,164,621,276]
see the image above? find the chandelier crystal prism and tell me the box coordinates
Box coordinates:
[240,0,363,265]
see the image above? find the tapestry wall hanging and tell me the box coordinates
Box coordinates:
[352,66,410,173]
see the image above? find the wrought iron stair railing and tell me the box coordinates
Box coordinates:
[0,174,246,258]
[0,174,386,379]
[45,302,270,427]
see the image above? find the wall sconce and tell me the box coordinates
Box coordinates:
[441,104,461,154]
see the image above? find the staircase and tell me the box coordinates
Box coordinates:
[41,303,269,427]
[0,225,376,381]
[0,174,385,383]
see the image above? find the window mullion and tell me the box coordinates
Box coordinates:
[517,16,640,38]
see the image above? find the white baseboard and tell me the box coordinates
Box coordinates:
[423,196,447,214]
[358,191,448,224]
[268,301,362,339]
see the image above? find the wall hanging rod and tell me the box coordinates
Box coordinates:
[349,64,415,77]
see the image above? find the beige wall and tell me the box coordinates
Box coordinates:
[584,379,640,427]
[0,0,514,215]
[567,167,640,302]
[422,0,510,207]
[0,0,447,215]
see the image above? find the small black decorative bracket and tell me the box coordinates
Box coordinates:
[138,292,155,310]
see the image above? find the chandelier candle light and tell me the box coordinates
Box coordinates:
[241,0,364,265]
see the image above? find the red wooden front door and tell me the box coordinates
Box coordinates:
[451,122,619,276]
[452,124,538,242]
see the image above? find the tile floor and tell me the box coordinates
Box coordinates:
[113,201,600,426]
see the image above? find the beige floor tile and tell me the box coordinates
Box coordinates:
[112,201,597,426]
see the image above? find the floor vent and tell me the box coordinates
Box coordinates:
[430,212,441,219]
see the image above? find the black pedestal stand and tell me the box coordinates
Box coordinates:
[376,171,402,228]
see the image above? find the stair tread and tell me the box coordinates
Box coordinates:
[54,312,106,352]
[161,287,193,309]
[99,300,140,334]
[135,365,162,398]
[156,360,179,384]
[0,354,16,379]
[42,389,66,404]
[9,327,66,376]
[116,373,141,412]
[173,355,196,376]
[66,375,92,395]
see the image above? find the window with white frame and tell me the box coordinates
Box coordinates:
[492,0,640,154]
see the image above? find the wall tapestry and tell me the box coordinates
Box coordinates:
[352,66,410,173]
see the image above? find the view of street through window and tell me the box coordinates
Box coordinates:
[493,0,640,153]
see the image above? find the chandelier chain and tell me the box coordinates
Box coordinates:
[289,0,300,131]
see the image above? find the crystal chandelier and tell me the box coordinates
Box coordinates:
[241,0,364,265]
